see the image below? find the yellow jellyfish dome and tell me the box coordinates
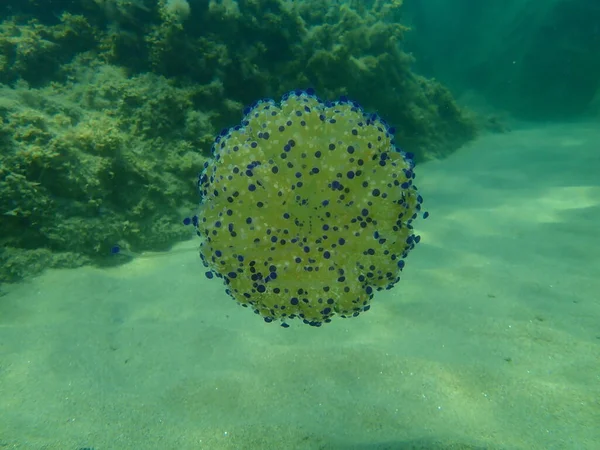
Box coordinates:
[196,90,425,327]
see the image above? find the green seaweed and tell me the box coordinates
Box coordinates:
[0,0,477,283]
[0,13,97,86]
[0,69,207,282]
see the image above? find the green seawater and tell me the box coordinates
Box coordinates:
[0,1,599,448]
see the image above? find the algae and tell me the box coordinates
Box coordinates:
[0,0,476,283]
[0,68,206,282]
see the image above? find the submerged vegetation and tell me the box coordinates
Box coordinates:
[0,0,476,282]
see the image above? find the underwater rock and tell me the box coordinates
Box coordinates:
[196,90,425,327]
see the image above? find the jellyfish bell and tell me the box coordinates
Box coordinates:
[195,90,426,327]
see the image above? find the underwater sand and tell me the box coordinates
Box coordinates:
[1,122,599,450]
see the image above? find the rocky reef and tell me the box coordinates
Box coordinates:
[0,0,476,282]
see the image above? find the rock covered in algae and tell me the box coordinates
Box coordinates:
[196,90,425,327]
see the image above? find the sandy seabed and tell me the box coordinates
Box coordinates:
[1,122,599,450]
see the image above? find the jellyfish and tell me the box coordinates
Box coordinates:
[195,90,426,327]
